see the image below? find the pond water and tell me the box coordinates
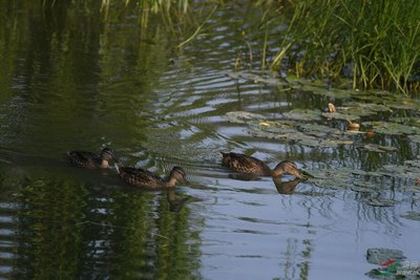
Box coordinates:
[0,2,420,279]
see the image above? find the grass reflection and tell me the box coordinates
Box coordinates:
[4,173,201,279]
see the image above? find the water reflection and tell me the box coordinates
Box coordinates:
[1,0,420,279]
[0,169,201,279]
[273,178,302,195]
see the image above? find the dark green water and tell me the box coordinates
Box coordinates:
[1,1,420,279]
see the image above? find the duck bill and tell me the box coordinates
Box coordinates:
[113,163,120,174]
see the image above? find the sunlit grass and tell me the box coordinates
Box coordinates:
[271,0,420,94]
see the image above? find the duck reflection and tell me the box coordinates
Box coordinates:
[273,177,302,195]
[228,173,261,181]
[166,190,190,212]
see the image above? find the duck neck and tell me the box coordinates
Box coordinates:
[164,176,177,188]
[271,168,284,178]
[113,163,120,174]
[100,160,109,168]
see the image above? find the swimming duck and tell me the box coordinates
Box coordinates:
[221,152,305,179]
[67,147,114,169]
[115,165,187,188]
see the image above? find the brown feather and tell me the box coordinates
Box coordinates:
[117,166,186,188]
[221,152,272,176]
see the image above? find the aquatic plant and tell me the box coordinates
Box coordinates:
[271,0,420,94]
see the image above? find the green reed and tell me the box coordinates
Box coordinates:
[271,0,420,94]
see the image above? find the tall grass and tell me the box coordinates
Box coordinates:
[272,0,420,94]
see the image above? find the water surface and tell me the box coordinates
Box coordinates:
[0,2,419,279]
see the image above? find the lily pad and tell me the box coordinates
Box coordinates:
[389,117,420,127]
[346,102,393,114]
[351,181,382,193]
[250,122,353,148]
[409,134,420,144]
[408,134,420,144]
[302,85,354,99]
[225,111,264,124]
[362,121,420,135]
[358,144,397,153]
[297,123,342,138]
[249,119,354,148]
[321,102,392,120]
[309,168,352,190]
[249,127,306,143]
[226,71,288,86]
[249,119,297,134]
[366,248,406,265]
[282,109,322,121]
[363,197,396,207]
[401,211,420,221]
[379,160,420,180]
[248,120,300,142]
[321,111,360,121]
[387,98,420,110]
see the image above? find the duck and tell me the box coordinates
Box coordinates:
[115,165,187,188]
[221,152,306,179]
[66,147,114,169]
[167,190,189,212]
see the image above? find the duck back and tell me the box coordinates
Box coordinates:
[221,152,272,176]
[67,151,100,169]
[119,167,163,188]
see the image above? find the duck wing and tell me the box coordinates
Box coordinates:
[119,167,162,187]
[221,152,271,175]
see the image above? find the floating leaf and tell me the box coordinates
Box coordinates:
[379,160,420,180]
[351,181,382,193]
[387,98,420,110]
[309,169,352,190]
[362,121,420,135]
[225,111,264,124]
[249,119,354,148]
[283,109,322,121]
[366,248,406,265]
[358,144,397,153]
[297,123,341,138]
[226,70,288,86]
[363,197,396,207]
[401,211,420,221]
[346,102,393,113]
[322,100,395,121]
[321,111,360,121]
[390,117,420,127]
[302,85,354,99]
[249,127,305,142]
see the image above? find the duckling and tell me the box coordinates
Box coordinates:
[115,165,187,188]
[66,147,114,169]
[221,152,305,179]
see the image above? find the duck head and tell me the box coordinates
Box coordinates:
[100,148,114,168]
[167,166,188,187]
